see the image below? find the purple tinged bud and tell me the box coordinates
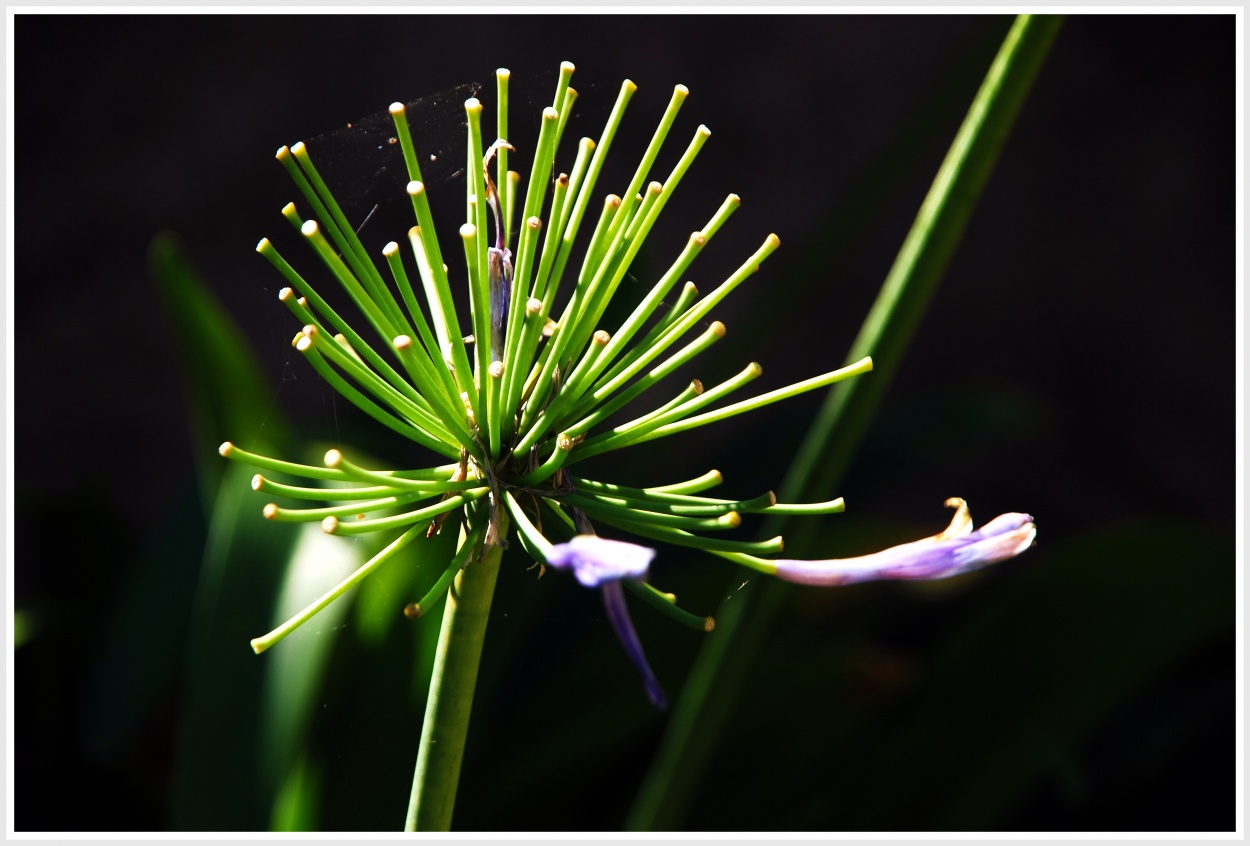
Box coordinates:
[546,534,655,587]
[773,498,1036,587]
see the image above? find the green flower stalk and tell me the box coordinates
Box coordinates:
[219,61,1036,830]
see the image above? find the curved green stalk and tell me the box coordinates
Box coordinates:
[405,506,509,832]
[625,14,1065,831]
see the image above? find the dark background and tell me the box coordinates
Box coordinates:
[13,13,1237,832]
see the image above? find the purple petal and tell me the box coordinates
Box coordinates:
[601,581,667,709]
[546,535,655,587]
[773,499,1036,587]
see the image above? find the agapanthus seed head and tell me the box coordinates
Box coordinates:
[220,61,1036,707]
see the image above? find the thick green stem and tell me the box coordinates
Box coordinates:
[404,507,509,831]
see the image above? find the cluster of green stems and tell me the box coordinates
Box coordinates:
[218,61,875,831]
[224,61,873,659]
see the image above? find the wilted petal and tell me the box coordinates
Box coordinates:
[546,534,656,587]
[546,535,666,707]
[487,245,512,361]
[601,580,668,709]
[773,498,1036,587]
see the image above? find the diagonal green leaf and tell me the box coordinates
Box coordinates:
[627,14,1065,830]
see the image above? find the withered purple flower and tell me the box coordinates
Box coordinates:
[548,533,666,707]
[770,498,1037,586]
[547,534,656,587]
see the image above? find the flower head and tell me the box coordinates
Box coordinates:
[221,62,1036,707]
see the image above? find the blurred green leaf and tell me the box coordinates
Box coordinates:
[13,609,36,649]
[169,458,298,829]
[259,525,360,790]
[145,233,309,827]
[83,235,295,789]
[149,231,288,508]
[144,233,417,830]
[270,754,323,831]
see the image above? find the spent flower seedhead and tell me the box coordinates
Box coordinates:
[222,63,1036,706]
